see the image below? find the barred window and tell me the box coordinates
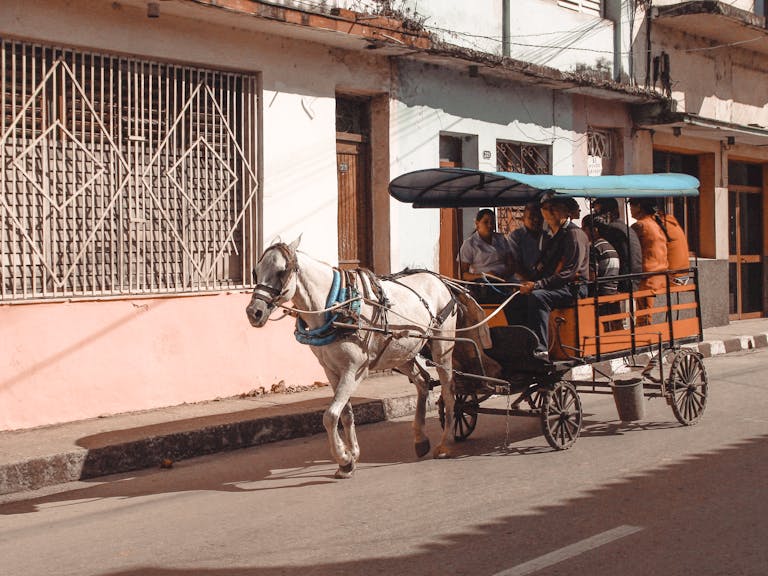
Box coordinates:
[587,127,617,175]
[495,140,551,234]
[1,39,259,301]
[557,0,602,17]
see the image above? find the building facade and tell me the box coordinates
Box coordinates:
[2,0,766,430]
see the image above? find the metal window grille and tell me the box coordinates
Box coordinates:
[557,0,602,17]
[587,128,613,159]
[1,39,259,301]
[495,140,551,234]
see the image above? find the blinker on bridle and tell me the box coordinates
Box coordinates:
[251,243,299,306]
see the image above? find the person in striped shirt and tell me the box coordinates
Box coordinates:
[581,215,620,296]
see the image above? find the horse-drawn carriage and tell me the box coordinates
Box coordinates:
[246,168,708,478]
[389,168,708,451]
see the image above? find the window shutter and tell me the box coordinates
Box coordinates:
[557,0,602,16]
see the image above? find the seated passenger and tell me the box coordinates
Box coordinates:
[581,215,619,296]
[582,214,621,330]
[653,209,690,284]
[506,201,543,282]
[505,194,589,359]
[457,208,511,303]
[629,197,668,325]
[593,197,642,291]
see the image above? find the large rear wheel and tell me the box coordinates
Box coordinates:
[437,392,479,441]
[541,381,582,450]
[668,349,708,426]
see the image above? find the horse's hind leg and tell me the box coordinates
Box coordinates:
[399,357,431,458]
[430,339,456,459]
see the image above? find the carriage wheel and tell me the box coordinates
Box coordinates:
[437,393,479,441]
[541,381,582,451]
[526,386,546,410]
[668,349,708,426]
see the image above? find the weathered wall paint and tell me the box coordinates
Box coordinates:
[0,295,326,430]
[0,0,388,429]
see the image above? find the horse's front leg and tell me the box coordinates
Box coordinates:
[431,341,456,459]
[323,367,363,479]
[340,401,360,463]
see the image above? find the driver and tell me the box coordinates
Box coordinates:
[504,194,589,360]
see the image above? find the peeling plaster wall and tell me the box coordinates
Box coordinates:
[654,26,768,127]
[0,0,390,429]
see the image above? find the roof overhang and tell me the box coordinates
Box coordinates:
[134,0,666,105]
[634,103,768,147]
[400,45,664,104]
[653,1,768,55]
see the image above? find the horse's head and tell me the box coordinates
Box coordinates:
[245,238,300,327]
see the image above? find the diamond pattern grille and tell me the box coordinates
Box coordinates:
[0,40,259,300]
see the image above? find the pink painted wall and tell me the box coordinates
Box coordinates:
[0,294,326,431]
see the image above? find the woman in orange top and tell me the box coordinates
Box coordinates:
[655,211,690,282]
[629,198,668,325]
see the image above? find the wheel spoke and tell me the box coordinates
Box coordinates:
[685,363,701,385]
[564,417,579,437]
[560,392,576,413]
[682,354,694,382]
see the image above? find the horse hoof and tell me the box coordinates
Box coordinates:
[335,462,355,479]
[433,446,452,459]
[414,439,431,458]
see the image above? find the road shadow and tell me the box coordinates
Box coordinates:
[0,410,548,516]
[78,433,768,576]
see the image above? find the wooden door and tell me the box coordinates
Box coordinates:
[337,133,371,270]
[728,184,763,319]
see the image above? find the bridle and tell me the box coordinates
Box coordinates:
[250,243,299,307]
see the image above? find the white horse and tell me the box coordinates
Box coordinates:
[245,238,463,479]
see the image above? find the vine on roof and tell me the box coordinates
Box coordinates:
[348,0,429,32]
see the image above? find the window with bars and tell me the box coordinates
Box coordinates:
[557,0,602,16]
[0,39,259,301]
[587,127,616,175]
[495,140,551,234]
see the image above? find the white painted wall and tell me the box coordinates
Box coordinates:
[389,59,580,272]
[341,0,616,73]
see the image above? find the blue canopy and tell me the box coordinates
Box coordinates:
[389,168,700,208]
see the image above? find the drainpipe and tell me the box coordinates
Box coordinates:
[644,1,653,90]
[502,0,511,58]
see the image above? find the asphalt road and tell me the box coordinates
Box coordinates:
[1,349,767,576]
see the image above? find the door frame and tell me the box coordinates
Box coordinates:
[728,183,763,320]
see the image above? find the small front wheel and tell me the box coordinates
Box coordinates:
[437,393,478,441]
[541,381,582,450]
[668,349,708,426]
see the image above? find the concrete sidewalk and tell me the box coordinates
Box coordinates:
[2,318,768,497]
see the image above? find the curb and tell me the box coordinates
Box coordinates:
[0,395,417,496]
[2,334,767,496]
[570,334,768,382]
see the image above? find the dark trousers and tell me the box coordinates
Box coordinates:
[505,285,586,354]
